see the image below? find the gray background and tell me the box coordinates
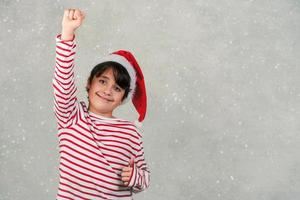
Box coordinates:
[1,0,300,199]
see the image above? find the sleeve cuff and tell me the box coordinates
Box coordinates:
[56,33,75,43]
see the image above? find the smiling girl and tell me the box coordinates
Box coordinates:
[53,8,150,199]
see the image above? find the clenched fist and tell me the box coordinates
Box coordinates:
[121,156,134,186]
[61,8,85,41]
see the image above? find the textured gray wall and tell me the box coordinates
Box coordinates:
[1,0,300,199]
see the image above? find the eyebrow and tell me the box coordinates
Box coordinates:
[99,75,110,80]
[98,75,121,88]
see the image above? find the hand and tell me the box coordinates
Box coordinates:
[121,157,134,186]
[61,8,85,40]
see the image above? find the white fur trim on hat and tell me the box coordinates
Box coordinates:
[97,54,137,99]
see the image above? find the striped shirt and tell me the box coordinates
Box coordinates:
[53,34,150,200]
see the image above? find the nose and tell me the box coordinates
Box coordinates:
[103,85,113,96]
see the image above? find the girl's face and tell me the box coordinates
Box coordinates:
[87,68,125,118]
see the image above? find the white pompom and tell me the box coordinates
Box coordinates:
[134,120,143,128]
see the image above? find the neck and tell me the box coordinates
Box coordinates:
[88,105,114,118]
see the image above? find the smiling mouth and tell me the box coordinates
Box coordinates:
[96,93,113,102]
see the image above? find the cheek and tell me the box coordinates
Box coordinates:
[117,92,126,102]
[88,84,98,99]
[112,91,124,102]
[89,82,100,92]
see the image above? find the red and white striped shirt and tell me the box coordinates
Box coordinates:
[53,34,150,200]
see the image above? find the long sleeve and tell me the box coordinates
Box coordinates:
[127,133,150,193]
[53,34,78,128]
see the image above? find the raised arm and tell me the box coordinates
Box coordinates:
[53,9,85,128]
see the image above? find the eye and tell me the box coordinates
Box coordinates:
[114,86,122,92]
[99,79,106,84]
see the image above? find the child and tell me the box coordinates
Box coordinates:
[53,8,150,199]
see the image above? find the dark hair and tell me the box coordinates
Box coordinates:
[86,61,131,101]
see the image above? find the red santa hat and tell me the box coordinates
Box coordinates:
[97,50,147,124]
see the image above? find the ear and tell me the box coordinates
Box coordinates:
[86,81,91,92]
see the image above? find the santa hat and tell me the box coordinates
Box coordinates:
[97,50,147,124]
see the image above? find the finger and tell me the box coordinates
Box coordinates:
[68,9,75,20]
[63,9,69,18]
[81,11,86,19]
[122,176,129,182]
[121,171,130,177]
[129,156,134,167]
[124,182,128,185]
[74,9,81,20]
[122,167,131,172]
[78,10,85,19]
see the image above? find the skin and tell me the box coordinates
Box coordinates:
[86,68,125,118]
[61,8,134,186]
[121,157,134,186]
